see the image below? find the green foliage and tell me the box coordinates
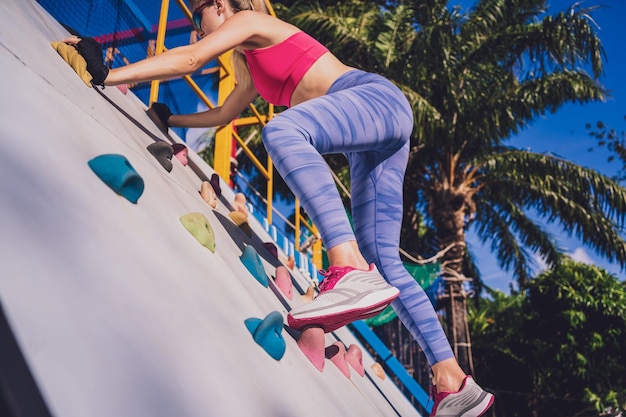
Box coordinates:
[274,0,626,295]
[471,260,626,416]
[586,116,626,183]
[271,0,626,376]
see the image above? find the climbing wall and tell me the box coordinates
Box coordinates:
[0,0,422,416]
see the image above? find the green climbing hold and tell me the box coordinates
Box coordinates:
[180,212,215,253]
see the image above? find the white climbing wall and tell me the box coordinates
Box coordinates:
[0,0,422,416]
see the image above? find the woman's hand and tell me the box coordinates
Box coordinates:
[62,35,109,87]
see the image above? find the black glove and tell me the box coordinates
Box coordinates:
[75,37,109,87]
[146,102,173,134]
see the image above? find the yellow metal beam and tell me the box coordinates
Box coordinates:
[147,0,323,268]
[213,50,236,181]
[149,0,170,105]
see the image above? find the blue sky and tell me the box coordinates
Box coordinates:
[463,0,626,292]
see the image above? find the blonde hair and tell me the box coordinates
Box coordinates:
[190,0,269,88]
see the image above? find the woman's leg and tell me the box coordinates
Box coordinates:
[346,143,455,366]
[262,70,455,370]
[262,71,408,248]
[263,71,492,412]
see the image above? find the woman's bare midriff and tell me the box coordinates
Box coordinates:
[289,52,354,107]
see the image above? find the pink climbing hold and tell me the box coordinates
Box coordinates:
[325,342,350,378]
[345,344,365,377]
[116,83,128,95]
[172,143,188,166]
[274,266,293,300]
[296,326,325,372]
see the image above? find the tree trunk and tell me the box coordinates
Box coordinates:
[429,189,475,374]
[439,277,474,375]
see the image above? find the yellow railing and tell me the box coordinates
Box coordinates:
[148,0,323,268]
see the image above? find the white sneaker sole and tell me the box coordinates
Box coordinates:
[288,287,399,332]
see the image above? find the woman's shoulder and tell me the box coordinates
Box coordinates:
[227,11,301,49]
[230,10,279,25]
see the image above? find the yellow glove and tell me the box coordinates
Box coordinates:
[50,41,93,87]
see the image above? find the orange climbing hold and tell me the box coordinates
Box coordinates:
[281,254,295,270]
[233,193,249,217]
[371,362,386,380]
[301,286,315,303]
[200,181,218,209]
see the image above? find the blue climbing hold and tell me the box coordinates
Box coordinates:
[245,311,286,360]
[240,245,268,287]
[88,154,144,203]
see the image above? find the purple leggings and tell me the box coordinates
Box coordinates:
[261,70,454,365]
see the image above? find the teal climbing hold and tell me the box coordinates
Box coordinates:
[245,311,286,360]
[88,154,144,203]
[240,245,268,287]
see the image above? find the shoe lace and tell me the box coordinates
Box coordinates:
[317,266,353,292]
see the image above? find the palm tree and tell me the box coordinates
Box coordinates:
[276,0,626,372]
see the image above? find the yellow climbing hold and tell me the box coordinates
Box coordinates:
[229,211,252,237]
[50,41,92,87]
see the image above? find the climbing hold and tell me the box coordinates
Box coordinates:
[210,173,222,197]
[240,245,268,287]
[50,41,92,87]
[200,181,218,209]
[371,362,386,380]
[281,255,295,270]
[301,286,315,303]
[172,143,188,166]
[262,242,278,259]
[180,213,215,253]
[146,141,174,172]
[116,84,128,95]
[274,266,293,300]
[296,326,325,372]
[244,311,286,361]
[233,193,249,217]
[229,211,252,237]
[345,344,365,377]
[87,154,144,204]
[325,342,351,378]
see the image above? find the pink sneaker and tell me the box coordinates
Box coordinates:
[430,376,494,416]
[287,264,399,333]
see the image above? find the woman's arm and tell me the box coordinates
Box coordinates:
[169,81,259,128]
[103,11,272,86]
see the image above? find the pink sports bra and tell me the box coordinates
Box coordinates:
[244,31,329,107]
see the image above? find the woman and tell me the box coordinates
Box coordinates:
[64,1,493,414]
